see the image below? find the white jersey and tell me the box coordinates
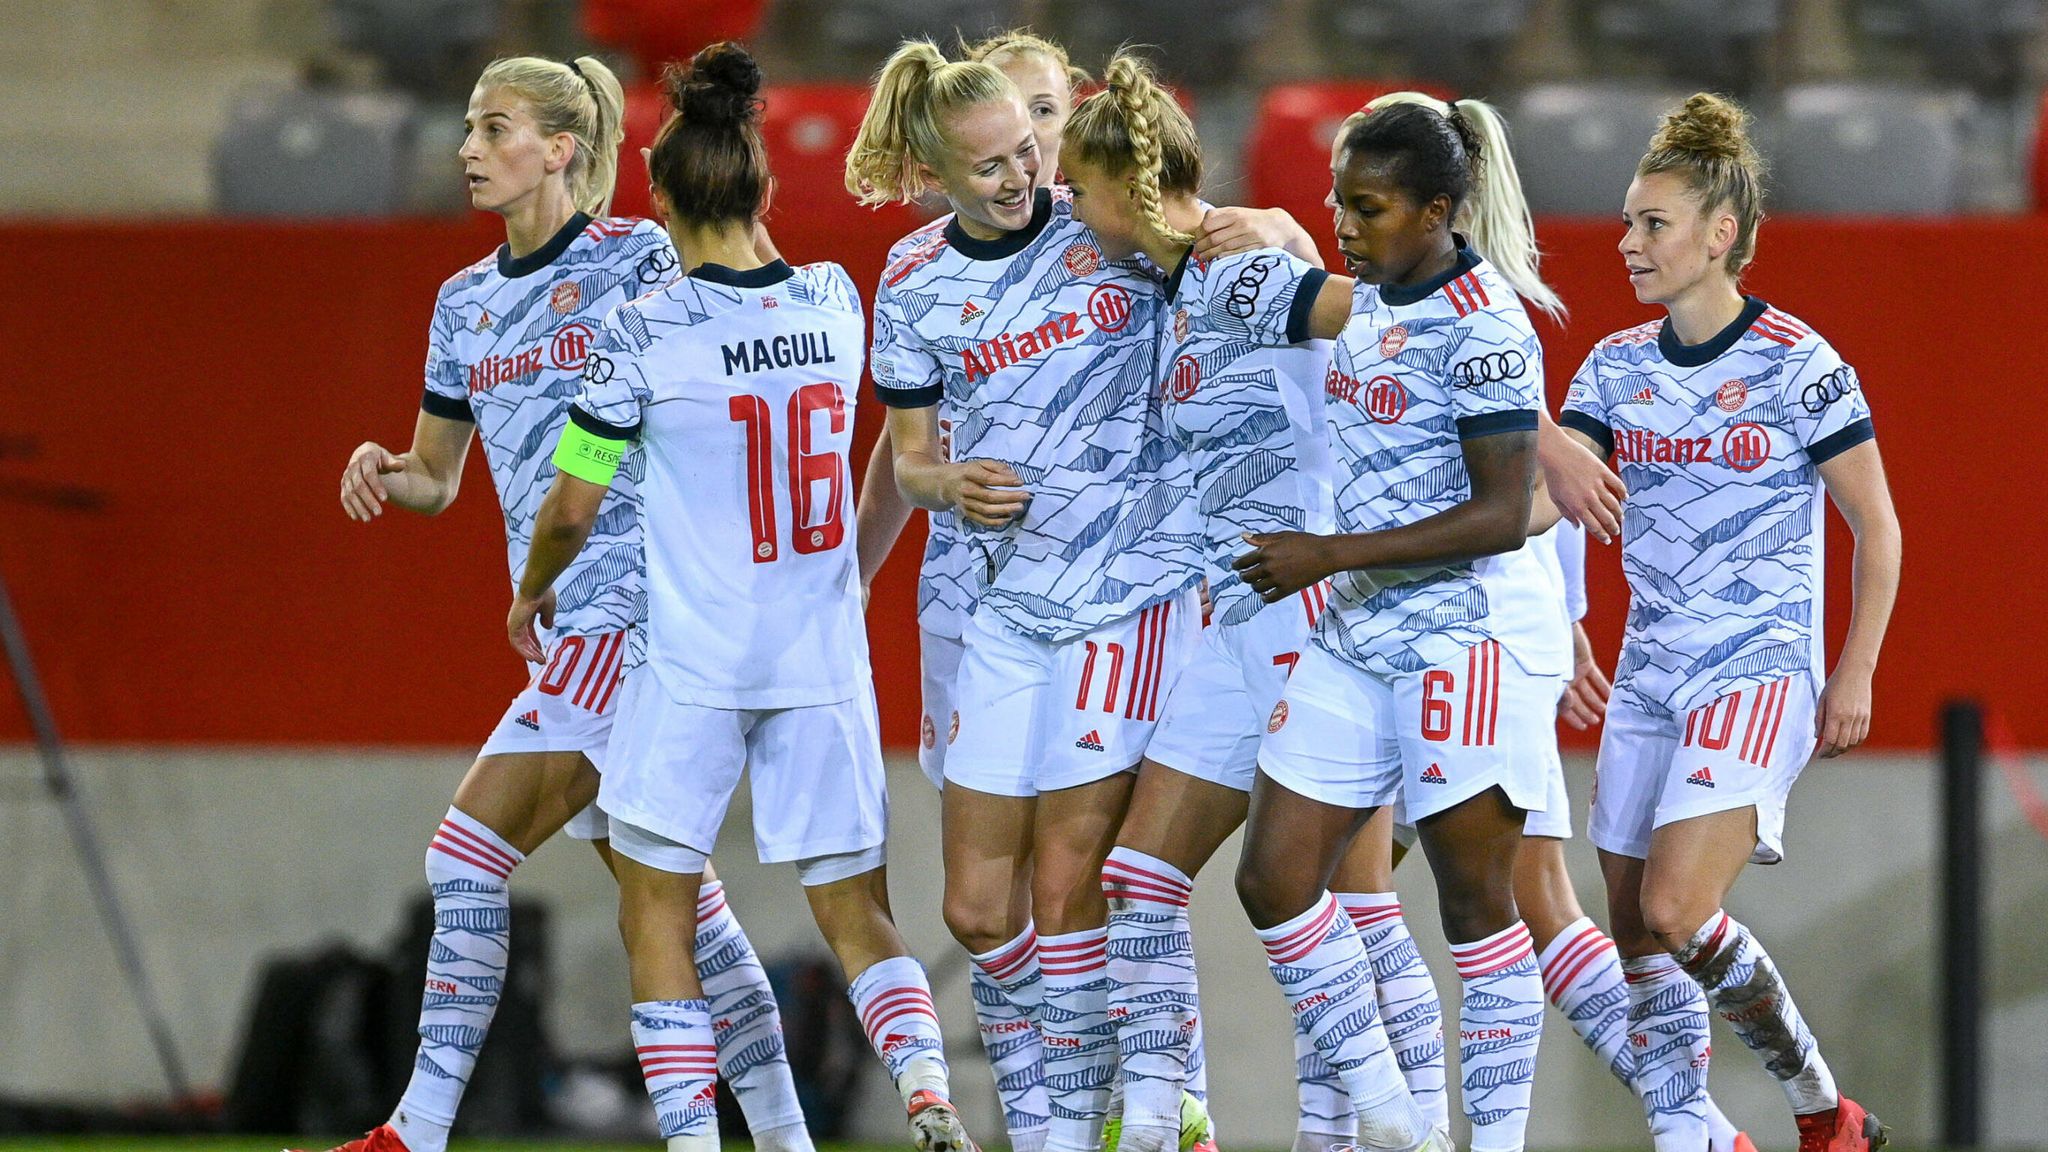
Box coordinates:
[1315,242,1567,678]
[424,213,678,638]
[871,187,1200,642]
[574,259,870,709]
[1155,246,1338,627]
[1560,297,1875,716]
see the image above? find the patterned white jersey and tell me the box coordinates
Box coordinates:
[574,260,870,709]
[424,213,679,639]
[871,187,1200,642]
[1154,246,1336,626]
[1560,296,1875,716]
[1314,242,1567,678]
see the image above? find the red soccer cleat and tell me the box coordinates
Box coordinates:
[1732,1130,1760,1152]
[907,1088,981,1152]
[284,1124,412,1152]
[1796,1097,1889,1152]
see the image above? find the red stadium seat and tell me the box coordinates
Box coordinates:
[582,0,768,81]
[2033,89,2048,212]
[1245,81,1456,236]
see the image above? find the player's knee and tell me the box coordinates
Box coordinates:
[1637,878,1715,952]
[942,886,1015,954]
[1234,853,1309,930]
[1435,881,1517,944]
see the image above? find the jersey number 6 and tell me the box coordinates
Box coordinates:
[728,383,848,564]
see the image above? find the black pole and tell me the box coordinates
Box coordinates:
[1939,699,1985,1150]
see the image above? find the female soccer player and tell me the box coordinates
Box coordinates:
[318,53,804,1152]
[1556,93,1900,1152]
[508,42,980,1152]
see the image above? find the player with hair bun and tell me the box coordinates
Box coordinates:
[511,42,979,1152]
[1559,92,1901,1152]
[314,52,809,1152]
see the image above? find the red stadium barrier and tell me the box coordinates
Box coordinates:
[581,0,769,83]
[1,215,2041,750]
[1246,81,1458,212]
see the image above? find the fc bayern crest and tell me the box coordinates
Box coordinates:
[551,280,582,315]
[1379,325,1408,357]
[1063,243,1101,277]
[1716,379,1748,413]
[1268,700,1289,733]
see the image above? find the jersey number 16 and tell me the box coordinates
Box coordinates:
[728,383,848,564]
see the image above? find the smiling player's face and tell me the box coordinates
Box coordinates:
[930,94,1041,241]
[1062,156,1143,260]
[460,86,561,215]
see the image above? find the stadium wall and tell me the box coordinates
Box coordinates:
[1,216,2042,752]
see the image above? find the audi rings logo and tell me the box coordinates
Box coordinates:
[1170,355,1201,401]
[550,322,594,370]
[1448,350,1526,388]
[1221,256,1279,320]
[1721,422,1771,471]
[1801,366,1855,414]
[1088,285,1133,332]
[635,246,679,284]
[581,349,615,387]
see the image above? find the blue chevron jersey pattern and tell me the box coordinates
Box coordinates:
[871,187,1201,642]
[1154,245,1337,627]
[422,213,677,640]
[1314,242,1562,678]
[1560,295,1875,716]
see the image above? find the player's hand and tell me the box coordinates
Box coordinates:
[1233,531,1335,602]
[507,588,556,664]
[944,459,1030,528]
[1541,430,1626,543]
[1195,206,1321,266]
[1815,664,1873,758]
[861,581,873,612]
[341,442,408,522]
[1558,622,1611,730]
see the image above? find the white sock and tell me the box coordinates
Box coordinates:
[1294,1020,1356,1141]
[849,955,950,1103]
[1677,911,1838,1115]
[1103,847,1201,1145]
[390,807,524,1152]
[1623,952,1713,1152]
[1450,922,1543,1152]
[968,925,1051,1148]
[693,881,811,1150]
[1538,917,1633,1089]
[1256,893,1429,1151]
[632,998,720,1152]
[1039,928,1116,1152]
[1341,892,1449,1131]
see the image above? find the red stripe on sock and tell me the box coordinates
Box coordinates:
[435,820,519,872]
[1264,898,1339,965]
[429,838,512,879]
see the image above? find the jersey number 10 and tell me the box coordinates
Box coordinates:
[728,383,848,564]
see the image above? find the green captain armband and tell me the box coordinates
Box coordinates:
[553,420,627,486]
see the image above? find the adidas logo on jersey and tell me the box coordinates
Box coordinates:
[1075,730,1106,752]
[1687,767,1716,788]
[475,309,493,333]
[1420,763,1448,784]
[1626,385,1656,405]
[515,710,541,731]
[960,299,983,322]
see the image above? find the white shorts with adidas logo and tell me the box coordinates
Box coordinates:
[1257,641,1561,823]
[1588,674,1818,865]
[944,590,1202,798]
[1145,586,1325,792]
[478,628,630,841]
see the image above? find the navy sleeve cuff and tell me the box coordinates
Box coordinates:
[420,389,474,423]
[1285,267,1331,345]
[877,382,943,409]
[1807,417,1875,465]
[570,405,638,441]
[1456,409,1540,440]
[1559,409,1614,457]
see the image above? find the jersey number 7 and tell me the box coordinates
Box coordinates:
[728,383,848,563]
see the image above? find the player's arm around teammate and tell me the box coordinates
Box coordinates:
[1556,94,1900,1152]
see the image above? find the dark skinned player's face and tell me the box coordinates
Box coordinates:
[1329,147,1453,287]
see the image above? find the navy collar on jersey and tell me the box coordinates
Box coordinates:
[1162,245,1196,303]
[690,259,793,287]
[1659,295,1770,367]
[497,212,592,279]
[1375,233,1481,308]
[944,187,1054,260]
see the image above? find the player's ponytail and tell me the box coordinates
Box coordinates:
[1062,51,1201,248]
[845,40,1014,206]
[476,54,627,217]
[1362,92,1564,321]
[1639,92,1768,277]
[647,41,769,228]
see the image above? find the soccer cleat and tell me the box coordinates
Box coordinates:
[1733,1130,1760,1152]
[1795,1097,1888,1152]
[284,1125,411,1152]
[908,1088,980,1152]
[1104,1090,1213,1152]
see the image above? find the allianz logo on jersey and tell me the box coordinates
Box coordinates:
[958,286,1133,381]
[1613,423,1772,472]
[467,323,594,394]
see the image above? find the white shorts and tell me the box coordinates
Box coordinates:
[917,628,964,790]
[945,591,1202,797]
[1146,587,1324,792]
[1589,675,1817,865]
[1258,640,1558,823]
[597,665,889,865]
[478,629,630,841]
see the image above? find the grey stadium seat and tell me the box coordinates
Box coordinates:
[213,88,415,217]
[1053,0,1279,86]
[1509,84,1687,216]
[790,0,1015,74]
[1310,0,1533,93]
[1592,0,1782,90]
[1855,0,2044,94]
[329,0,503,96]
[1764,84,1969,214]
